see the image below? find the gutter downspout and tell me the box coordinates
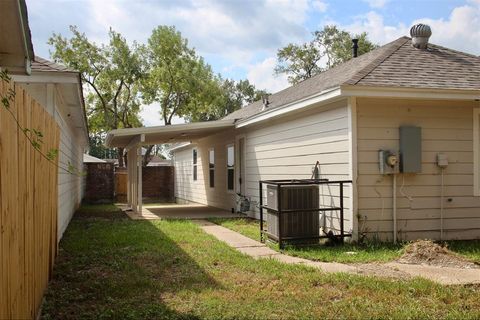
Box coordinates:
[393,174,397,243]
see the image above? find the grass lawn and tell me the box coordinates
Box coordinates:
[42,205,480,319]
[207,218,480,264]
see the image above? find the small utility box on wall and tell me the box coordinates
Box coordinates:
[399,126,422,173]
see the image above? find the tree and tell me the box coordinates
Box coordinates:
[189,78,268,122]
[48,26,143,166]
[141,26,219,125]
[88,133,117,160]
[275,25,378,84]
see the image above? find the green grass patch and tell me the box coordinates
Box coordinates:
[78,203,120,213]
[42,205,480,319]
[75,203,126,220]
[446,240,480,263]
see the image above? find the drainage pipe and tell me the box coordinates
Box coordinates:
[393,174,397,243]
[440,168,445,241]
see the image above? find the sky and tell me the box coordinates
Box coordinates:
[26,0,480,126]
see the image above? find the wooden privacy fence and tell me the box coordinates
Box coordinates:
[0,79,60,319]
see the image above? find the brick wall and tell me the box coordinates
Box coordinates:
[84,163,115,203]
[115,166,174,203]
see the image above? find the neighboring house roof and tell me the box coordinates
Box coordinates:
[147,156,172,167]
[83,154,106,163]
[225,36,480,121]
[31,56,76,73]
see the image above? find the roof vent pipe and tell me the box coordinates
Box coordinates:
[352,38,359,58]
[262,95,270,110]
[410,23,432,49]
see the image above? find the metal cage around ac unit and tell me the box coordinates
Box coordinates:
[266,184,320,243]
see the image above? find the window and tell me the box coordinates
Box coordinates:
[227,145,234,191]
[209,148,215,188]
[192,149,197,181]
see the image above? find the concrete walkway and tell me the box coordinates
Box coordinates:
[194,220,480,285]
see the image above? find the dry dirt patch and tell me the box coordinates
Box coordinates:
[397,240,479,269]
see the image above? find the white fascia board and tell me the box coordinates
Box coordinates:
[12,72,79,84]
[235,87,342,128]
[108,119,235,138]
[342,85,480,101]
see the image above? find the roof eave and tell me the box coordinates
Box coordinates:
[341,84,480,100]
[17,0,34,74]
[235,86,343,128]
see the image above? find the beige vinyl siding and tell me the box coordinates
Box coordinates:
[174,129,236,211]
[56,104,84,239]
[19,83,85,240]
[356,97,480,241]
[242,99,352,233]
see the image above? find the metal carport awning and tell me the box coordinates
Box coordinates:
[105,119,236,213]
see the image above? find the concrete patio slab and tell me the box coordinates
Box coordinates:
[121,203,246,220]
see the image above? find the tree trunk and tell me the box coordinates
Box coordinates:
[118,147,125,167]
[142,145,155,167]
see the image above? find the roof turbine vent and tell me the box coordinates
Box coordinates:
[410,23,432,49]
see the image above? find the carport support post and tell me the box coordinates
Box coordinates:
[137,145,143,213]
[125,134,145,213]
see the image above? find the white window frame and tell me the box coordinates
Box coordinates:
[192,148,198,181]
[226,144,235,193]
[474,109,480,196]
[209,148,215,188]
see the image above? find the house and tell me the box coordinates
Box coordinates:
[12,56,89,239]
[1,0,88,317]
[1,1,88,239]
[106,24,480,242]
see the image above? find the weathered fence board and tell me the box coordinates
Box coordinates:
[0,79,60,319]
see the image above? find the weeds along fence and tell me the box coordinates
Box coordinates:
[0,79,60,319]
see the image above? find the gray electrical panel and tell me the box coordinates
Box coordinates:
[399,126,422,173]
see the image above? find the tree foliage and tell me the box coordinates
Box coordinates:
[142,26,267,124]
[275,25,378,84]
[142,26,215,125]
[190,78,268,122]
[49,26,143,166]
[88,133,117,160]
[49,25,267,166]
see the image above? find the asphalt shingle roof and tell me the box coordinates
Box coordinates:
[31,56,76,73]
[352,39,480,90]
[225,36,480,121]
